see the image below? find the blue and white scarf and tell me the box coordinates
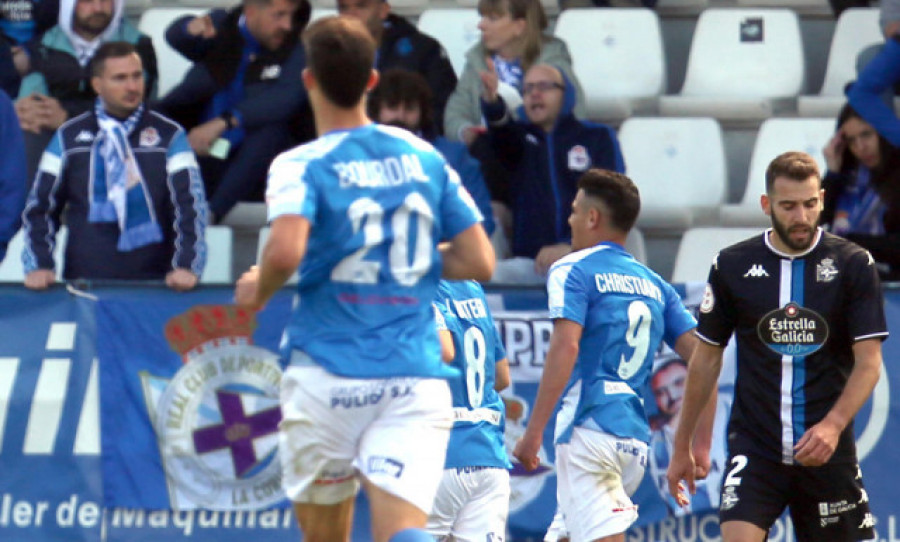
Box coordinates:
[832,166,886,236]
[89,100,163,251]
[492,54,524,92]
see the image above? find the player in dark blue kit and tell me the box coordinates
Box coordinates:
[668,151,885,542]
[514,169,704,541]
[234,16,495,542]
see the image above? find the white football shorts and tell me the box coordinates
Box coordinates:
[556,427,647,541]
[426,466,510,541]
[279,364,453,513]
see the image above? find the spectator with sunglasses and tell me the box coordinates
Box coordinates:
[480,62,624,283]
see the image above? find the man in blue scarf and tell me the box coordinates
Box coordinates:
[22,41,207,290]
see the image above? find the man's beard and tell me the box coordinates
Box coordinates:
[770,207,818,251]
[75,13,113,38]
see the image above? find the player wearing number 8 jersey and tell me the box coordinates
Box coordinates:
[428,279,512,541]
[514,169,703,542]
[667,152,885,542]
[234,16,495,542]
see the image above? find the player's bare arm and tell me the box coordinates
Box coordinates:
[673,330,715,480]
[440,224,495,281]
[235,215,310,311]
[794,338,882,467]
[495,358,511,391]
[667,339,724,507]
[513,318,582,471]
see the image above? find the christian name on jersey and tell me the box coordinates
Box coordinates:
[594,272,663,302]
[333,153,429,188]
[757,302,829,356]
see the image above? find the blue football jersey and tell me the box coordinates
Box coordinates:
[547,242,696,444]
[267,124,483,378]
[434,280,512,469]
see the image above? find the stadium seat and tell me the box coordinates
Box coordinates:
[719,118,833,227]
[137,8,204,98]
[658,9,805,121]
[256,227,299,284]
[200,225,233,284]
[554,8,665,121]
[671,227,765,284]
[417,9,481,76]
[656,0,708,15]
[310,7,337,19]
[798,8,882,117]
[617,117,727,232]
[455,0,558,13]
[0,227,68,282]
[625,227,647,264]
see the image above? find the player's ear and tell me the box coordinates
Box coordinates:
[760,193,772,216]
[366,69,380,92]
[301,68,314,91]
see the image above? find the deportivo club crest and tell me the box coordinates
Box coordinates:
[141,305,284,510]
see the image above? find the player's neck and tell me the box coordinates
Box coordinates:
[314,103,370,136]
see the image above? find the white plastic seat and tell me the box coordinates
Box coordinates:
[798,8,883,117]
[719,118,833,227]
[310,7,337,20]
[256,227,299,284]
[417,9,481,76]
[554,8,665,121]
[0,226,68,282]
[200,225,233,284]
[137,8,205,98]
[659,9,805,121]
[671,227,765,284]
[625,227,647,264]
[617,117,727,232]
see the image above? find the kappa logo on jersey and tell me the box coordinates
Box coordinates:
[260,64,281,80]
[143,305,285,510]
[816,258,838,283]
[757,302,829,356]
[859,513,876,529]
[743,264,769,278]
[75,130,94,143]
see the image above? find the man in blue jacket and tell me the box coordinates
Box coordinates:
[155,0,311,223]
[22,41,207,290]
[481,62,625,279]
[0,88,26,263]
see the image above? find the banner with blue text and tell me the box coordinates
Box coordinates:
[0,284,897,541]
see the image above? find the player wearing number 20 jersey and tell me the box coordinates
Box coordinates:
[428,280,511,540]
[548,243,696,445]
[266,123,484,378]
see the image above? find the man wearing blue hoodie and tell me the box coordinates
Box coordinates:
[481,63,624,280]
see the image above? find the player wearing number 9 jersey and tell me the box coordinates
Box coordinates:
[513,169,702,542]
[428,280,512,541]
[234,16,495,542]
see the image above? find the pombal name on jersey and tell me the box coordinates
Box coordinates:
[334,153,429,188]
[594,272,663,302]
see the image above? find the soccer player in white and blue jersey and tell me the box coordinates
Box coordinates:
[428,279,512,541]
[513,169,703,541]
[233,16,495,542]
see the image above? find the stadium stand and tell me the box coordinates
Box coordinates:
[617,117,727,232]
[554,8,665,121]
[200,225,234,284]
[659,8,806,121]
[416,8,480,76]
[671,226,766,283]
[797,8,882,117]
[136,7,204,97]
[719,117,832,227]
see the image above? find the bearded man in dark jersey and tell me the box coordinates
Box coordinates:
[667,151,885,542]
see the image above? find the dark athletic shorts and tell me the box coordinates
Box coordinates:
[718,450,875,542]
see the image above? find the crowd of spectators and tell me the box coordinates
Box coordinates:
[1,0,900,288]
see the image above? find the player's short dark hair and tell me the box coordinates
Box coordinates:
[577,169,640,233]
[90,41,139,78]
[368,69,435,134]
[765,151,821,193]
[303,16,376,108]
